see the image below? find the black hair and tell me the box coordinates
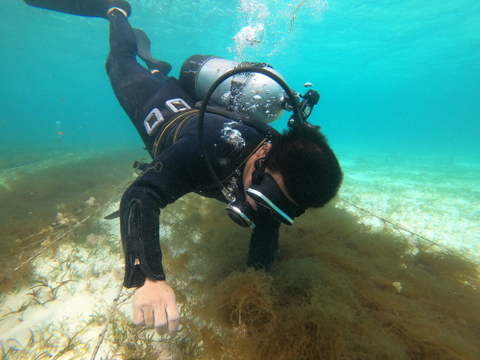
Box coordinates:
[264,123,343,209]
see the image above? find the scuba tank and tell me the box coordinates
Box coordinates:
[180,55,286,124]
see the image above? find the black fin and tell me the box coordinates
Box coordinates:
[23,0,131,18]
[132,28,172,75]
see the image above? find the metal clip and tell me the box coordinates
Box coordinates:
[144,108,164,136]
[165,98,191,113]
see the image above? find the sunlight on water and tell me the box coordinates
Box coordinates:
[229,0,328,59]
[231,0,269,58]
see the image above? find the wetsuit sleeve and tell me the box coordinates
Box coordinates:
[120,141,201,288]
[247,208,281,270]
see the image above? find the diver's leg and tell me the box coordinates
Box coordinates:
[106,10,168,147]
[106,10,194,154]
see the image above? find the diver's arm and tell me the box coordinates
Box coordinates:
[120,175,181,336]
[119,149,197,336]
[120,142,200,287]
[120,185,165,288]
[247,208,281,270]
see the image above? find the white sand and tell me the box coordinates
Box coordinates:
[338,154,480,258]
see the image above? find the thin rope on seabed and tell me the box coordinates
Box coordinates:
[1,197,118,281]
[340,198,478,264]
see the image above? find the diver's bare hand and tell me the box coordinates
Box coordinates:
[132,278,180,336]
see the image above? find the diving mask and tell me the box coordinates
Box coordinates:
[247,172,301,226]
[226,158,303,227]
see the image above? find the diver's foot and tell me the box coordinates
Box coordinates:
[107,7,128,18]
[105,0,131,18]
[144,60,173,75]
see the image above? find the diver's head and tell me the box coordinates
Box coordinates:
[241,143,302,226]
[263,123,343,210]
[237,125,342,226]
[179,55,286,124]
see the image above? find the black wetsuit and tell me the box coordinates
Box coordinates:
[106,11,281,288]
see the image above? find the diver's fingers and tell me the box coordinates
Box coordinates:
[154,307,168,336]
[132,305,147,326]
[165,299,180,336]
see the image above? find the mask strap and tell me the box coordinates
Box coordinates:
[252,157,267,185]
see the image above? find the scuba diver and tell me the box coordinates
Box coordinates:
[24,0,343,337]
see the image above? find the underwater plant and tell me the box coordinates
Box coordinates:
[0,151,135,293]
[1,153,479,359]
[154,194,480,360]
[0,320,91,360]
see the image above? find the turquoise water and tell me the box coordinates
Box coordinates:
[1,1,480,358]
[1,0,479,160]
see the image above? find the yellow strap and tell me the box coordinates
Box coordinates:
[153,109,199,157]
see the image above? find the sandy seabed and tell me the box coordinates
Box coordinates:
[0,151,478,359]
